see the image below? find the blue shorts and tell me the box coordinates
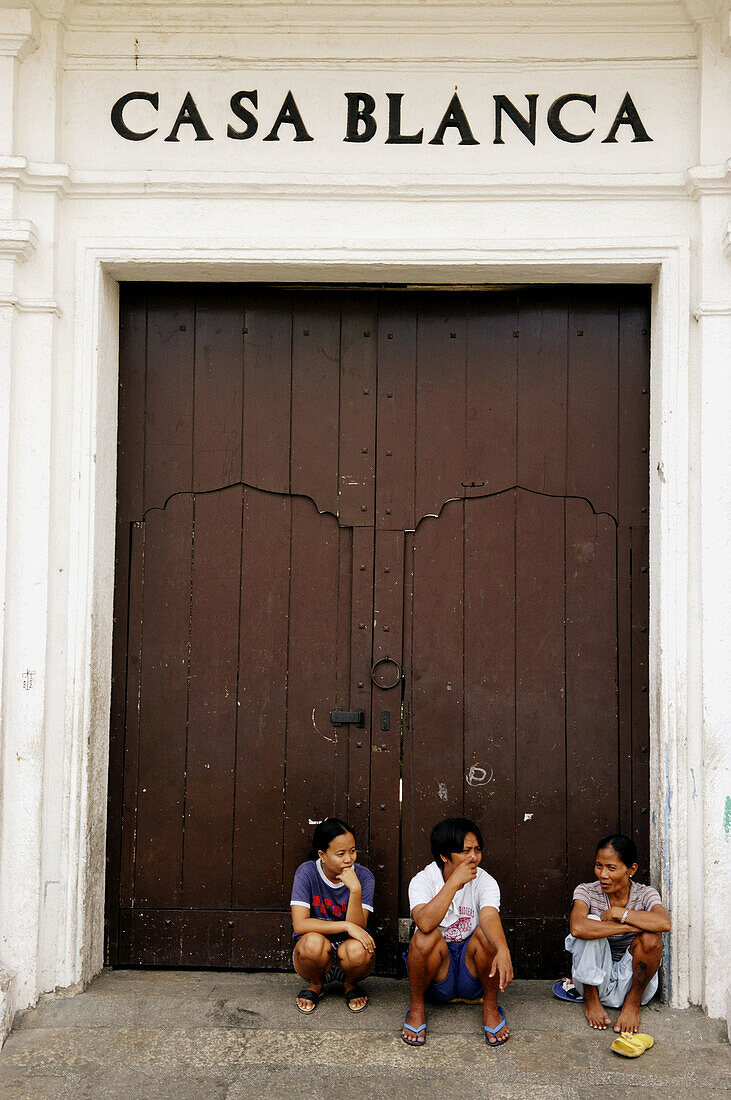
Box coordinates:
[406,933,483,1003]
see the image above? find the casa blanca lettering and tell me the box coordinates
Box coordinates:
[110,88,652,145]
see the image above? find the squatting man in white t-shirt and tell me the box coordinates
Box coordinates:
[401,817,513,1047]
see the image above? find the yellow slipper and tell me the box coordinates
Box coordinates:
[611,1032,655,1057]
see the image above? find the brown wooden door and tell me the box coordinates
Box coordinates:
[107,285,649,976]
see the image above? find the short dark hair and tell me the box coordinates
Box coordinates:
[310,817,354,859]
[595,834,638,868]
[430,818,483,864]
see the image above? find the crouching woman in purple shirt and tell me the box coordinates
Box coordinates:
[290,817,375,1014]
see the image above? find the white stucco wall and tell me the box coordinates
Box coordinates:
[0,0,729,1042]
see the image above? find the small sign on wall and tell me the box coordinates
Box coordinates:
[110,87,652,147]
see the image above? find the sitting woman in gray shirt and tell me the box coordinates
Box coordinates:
[565,833,671,1035]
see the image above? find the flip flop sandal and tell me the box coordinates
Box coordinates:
[401,1017,427,1046]
[344,986,368,1013]
[611,1032,655,1058]
[484,1005,509,1046]
[552,977,584,1003]
[295,988,322,1014]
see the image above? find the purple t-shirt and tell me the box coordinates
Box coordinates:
[290,859,374,936]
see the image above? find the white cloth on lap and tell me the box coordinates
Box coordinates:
[565,915,658,1007]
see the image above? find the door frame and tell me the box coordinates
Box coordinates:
[64,236,691,1003]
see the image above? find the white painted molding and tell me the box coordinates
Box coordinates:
[66,171,690,202]
[0,7,39,60]
[685,161,731,197]
[680,0,725,19]
[64,2,699,35]
[0,156,71,194]
[0,220,38,261]
[15,297,62,314]
[724,223,731,255]
[33,0,75,23]
[694,300,731,317]
[64,50,699,70]
[684,0,731,53]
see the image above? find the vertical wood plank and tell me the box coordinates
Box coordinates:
[404,503,464,887]
[232,487,290,910]
[617,528,633,837]
[242,290,292,493]
[193,287,244,491]
[338,295,377,527]
[618,291,651,527]
[369,530,405,959]
[399,532,416,908]
[144,289,195,510]
[463,491,517,912]
[376,297,417,531]
[108,287,147,959]
[516,291,568,495]
[116,286,148,524]
[282,497,343,890]
[290,293,341,515]
[514,491,566,920]
[415,296,467,523]
[347,526,375,850]
[466,295,518,492]
[631,525,651,880]
[567,294,619,517]
[565,502,619,894]
[182,486,242,908]
[118,520,145,908]
[333,525,354,832]
[133,495,193,906]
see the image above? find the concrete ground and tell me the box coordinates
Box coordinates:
[0,971,729,1100]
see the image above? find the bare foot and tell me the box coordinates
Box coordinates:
[615,999,641,1034]
[583,986,611,1030]
[295,984,323,1013]
[483,1002,509,1045]
[402,1003,427,1045]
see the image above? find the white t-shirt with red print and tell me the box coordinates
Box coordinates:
[408,861,501,943]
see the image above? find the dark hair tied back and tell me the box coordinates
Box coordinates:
[595,833,638,868]
[310,817,354,860]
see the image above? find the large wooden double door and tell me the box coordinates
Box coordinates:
[106,285,650,976]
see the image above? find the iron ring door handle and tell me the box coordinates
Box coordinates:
[370,656,403,690]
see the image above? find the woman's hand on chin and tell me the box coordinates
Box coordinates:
[337,867,361,892]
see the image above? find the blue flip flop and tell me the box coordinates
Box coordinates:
[484,1005,509,1046]
[401,1016,427,1046]
[552,977,584,1003]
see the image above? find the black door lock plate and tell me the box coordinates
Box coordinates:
[330,708,365,728]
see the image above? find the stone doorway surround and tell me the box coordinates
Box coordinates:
[69,239,690,996]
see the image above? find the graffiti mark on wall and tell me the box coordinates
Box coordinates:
[465,764,494,788]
